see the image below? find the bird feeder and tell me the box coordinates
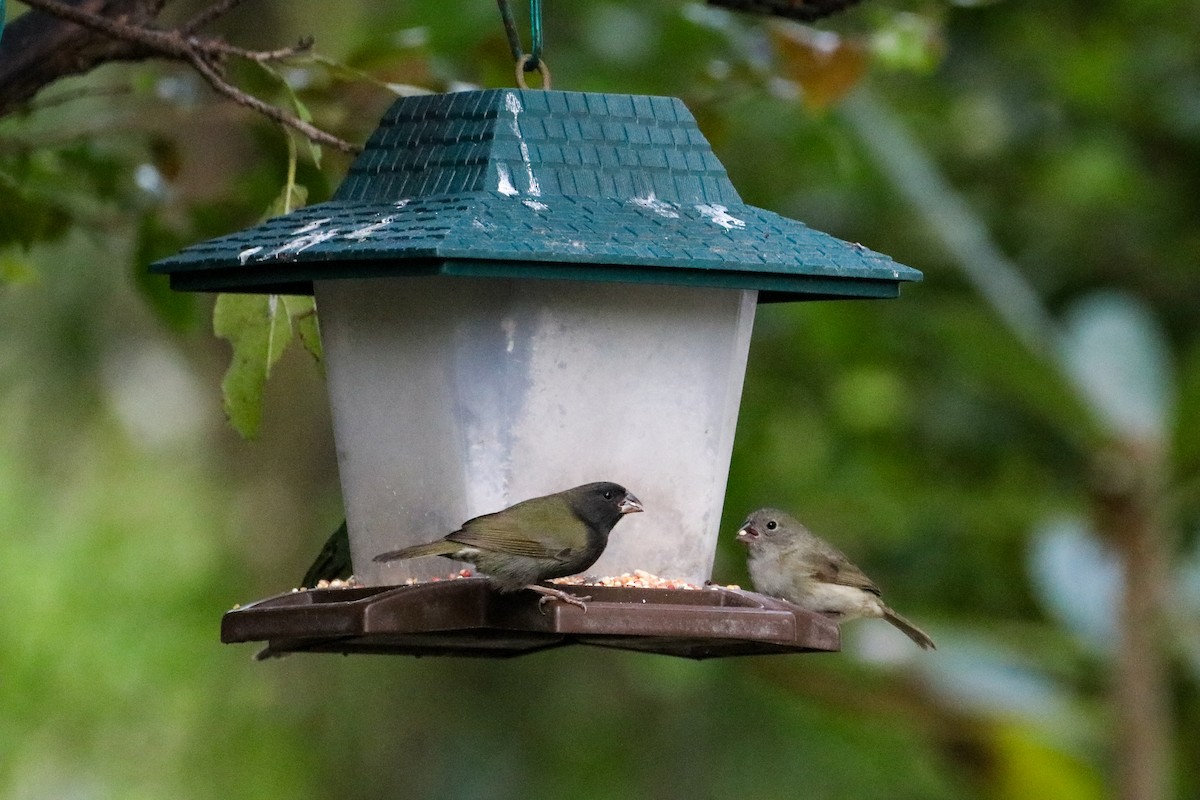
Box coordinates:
[153,88,919,658]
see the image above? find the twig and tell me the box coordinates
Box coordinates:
[202,36,314,63]
[185,51,355,153]
[15,0,359,153]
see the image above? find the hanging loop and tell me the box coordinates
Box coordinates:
[497,0,547,81]
[515,54,552,89]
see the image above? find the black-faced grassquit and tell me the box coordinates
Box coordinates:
[374,481,643,608]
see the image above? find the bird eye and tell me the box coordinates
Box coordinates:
[766,520,778,531]
[603,490,614,500]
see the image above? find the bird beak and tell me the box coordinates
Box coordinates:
[735,524,758,544]
[618,492,644,515]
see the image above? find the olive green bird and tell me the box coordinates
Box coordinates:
[374,481,642,608]
[300,520,351,588]
[736,508,935,650]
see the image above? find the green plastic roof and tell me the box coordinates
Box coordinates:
[152,89,920,300]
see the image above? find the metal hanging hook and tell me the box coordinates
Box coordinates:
[496,0,550,88]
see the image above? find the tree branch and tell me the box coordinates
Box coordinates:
[1093,442,1173,800]
[0,0,163,116]
[184,49,356,153]
[0,0,359,153]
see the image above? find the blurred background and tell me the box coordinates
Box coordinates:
[1,0,1198,797]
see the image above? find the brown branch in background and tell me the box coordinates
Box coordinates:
[1092,443,1173,800]
[203,36,313,62]
[184,49,356,153]
[0,0,359,153]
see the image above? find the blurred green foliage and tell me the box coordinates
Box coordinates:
[1,0,1199,798]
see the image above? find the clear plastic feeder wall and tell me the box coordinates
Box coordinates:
[316,276,756,586]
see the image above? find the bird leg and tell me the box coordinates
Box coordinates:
[525,583,590,613]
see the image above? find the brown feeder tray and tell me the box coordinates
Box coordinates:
[222,577,840,659]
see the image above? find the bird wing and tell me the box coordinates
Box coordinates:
[811,553,882,596]
[447,500,578,561]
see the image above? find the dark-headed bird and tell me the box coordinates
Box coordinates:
[374,481,642,608]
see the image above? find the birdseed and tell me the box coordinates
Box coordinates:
[553,569,715,591]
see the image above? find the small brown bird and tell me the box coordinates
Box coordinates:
[736,508,935,649]
[373,481,643,608]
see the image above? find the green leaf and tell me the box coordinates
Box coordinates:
[213,291,324,438]
[210,178,323,438]
[868,12,945,74]
[213,293,295,439]
[265,181,308,219]
[303,139,323,171]
[313,55,379,85]
[0,166,72,249]
[0,252,36,284]
[283,295,323,366]
[992,722,1105,800]
[257,62,323,169]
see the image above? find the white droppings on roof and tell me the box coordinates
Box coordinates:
[496,162,519,197]
[394,199,411,209]
[344,216,397,241]
[695,204,745,230]
[290,218,332,235]
[271,228,340,256]
[238,247,263,264]
[522,199,549,212]
[504,91,541,197]
[630,193,681,219]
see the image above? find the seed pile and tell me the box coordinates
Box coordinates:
[294,577,362,592]
[554,569,713,591]
[292,569,742,593]
[403,568,475,585]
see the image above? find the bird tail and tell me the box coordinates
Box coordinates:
[301,521,350,588]
[883,608,936,650]
[372,539,459,564]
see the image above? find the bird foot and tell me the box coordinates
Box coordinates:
[526,584,590,613]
